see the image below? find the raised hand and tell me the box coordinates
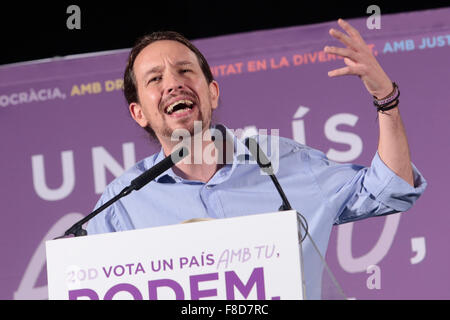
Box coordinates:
[324,19,393,99]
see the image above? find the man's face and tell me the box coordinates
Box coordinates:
[129,40,219,141]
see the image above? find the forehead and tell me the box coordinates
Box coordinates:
[133,40,199,74]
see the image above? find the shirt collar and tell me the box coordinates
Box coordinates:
[150,124,251,183]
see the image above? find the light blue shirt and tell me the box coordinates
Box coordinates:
[87,125,427,299]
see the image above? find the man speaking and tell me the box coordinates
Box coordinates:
[86,19,427,298]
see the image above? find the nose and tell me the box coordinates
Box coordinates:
[167,85,183,94]
[165,72,185,95]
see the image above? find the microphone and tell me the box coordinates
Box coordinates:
[245,138,347,299]
[130,146,189,191]
[245,137,292,211]
[245,137,308,241]
[55,146,189,239]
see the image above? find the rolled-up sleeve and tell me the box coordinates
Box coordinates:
[306,148,427,225]
[362,152,427,212]
[335,152,427,224]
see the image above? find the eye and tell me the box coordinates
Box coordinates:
[180,69,191,74]
[148,76,162,84]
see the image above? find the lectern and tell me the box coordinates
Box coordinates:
[46,210,305,300]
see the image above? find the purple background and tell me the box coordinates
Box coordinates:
[0,8,449,299]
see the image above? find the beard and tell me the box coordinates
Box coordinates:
[141,87,217,143]
[150,106,213,141]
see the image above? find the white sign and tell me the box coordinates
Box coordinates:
[46,210,303,300]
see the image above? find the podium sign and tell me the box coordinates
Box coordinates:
[46,210,303,300]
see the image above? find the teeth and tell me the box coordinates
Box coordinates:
[172,108,189,114]
[166,100,193,114]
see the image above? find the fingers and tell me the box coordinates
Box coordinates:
[343,57,357,67]
[324,45,359,77]
[325,19,366,61]
[329,28,358,50]
[325,18,373,79]
[324,45,358,61]
[328,19,366,52]
[328,57,360,77]
[337,18,364,42]
[327,66,353,77]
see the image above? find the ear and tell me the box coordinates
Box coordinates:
[209,80,220,110]
[129,102,149,128]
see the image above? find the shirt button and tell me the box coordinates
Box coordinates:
[206,185,214,189]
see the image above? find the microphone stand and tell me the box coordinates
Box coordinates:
[245,137,345,299]
[54,186,133,239]
[245,138,308,241]
[54,146,189,239]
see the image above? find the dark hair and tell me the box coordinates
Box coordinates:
[123,31,214,139]
[124,31,214,105]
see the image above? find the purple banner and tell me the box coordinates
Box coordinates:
[1,8,449,299]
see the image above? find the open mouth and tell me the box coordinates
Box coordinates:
[164,99,195,116]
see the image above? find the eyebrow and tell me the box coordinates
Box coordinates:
[143,61,194,79]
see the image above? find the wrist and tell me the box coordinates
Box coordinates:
[373,82,400,109]
[378,101,400,114]
[373,82,395,100]
[375,85,394,100]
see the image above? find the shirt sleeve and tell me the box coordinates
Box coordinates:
[305,149,427,225]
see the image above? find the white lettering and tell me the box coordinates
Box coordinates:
[10,93,19,105]
[410,237,426,264]
[29,88,39,102]
[366,265,381,289]
[292,106,310,145]
[324,113,363,162]
[38,89,47,100]
[0,95,8,107]
[366,5,381,30]
[92,142,136,194]
[14,213,84,299]
[32,151,76,201]
[66,5,81,30]
[0,87,65,107]
[336,214,401,273]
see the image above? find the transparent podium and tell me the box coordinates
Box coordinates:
[46,210,346,300]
